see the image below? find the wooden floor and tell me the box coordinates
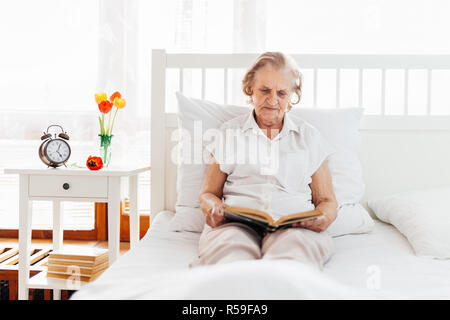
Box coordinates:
[0,238,131,300]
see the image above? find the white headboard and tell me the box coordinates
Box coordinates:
[150,49,450,221]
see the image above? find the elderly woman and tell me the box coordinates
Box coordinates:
[191,52,338,270]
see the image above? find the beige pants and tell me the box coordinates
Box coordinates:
[190,222,334,270]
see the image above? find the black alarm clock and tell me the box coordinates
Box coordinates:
[38,125,71,168]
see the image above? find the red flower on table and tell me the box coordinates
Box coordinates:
[86,156,104,170]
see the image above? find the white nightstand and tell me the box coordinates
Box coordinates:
[4,165,150,300]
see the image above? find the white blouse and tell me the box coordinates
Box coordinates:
[206,109,336,221]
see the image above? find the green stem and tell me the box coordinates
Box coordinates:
[103,142,108,164]
[99,134,112,167]
[107,110,112,135]
[109,108,119,135]
[101,114,105,135]
[98,116,102,134]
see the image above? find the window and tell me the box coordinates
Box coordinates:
[0,0,151,231]
[0,1,100,230]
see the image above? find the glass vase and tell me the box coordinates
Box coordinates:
[99,134,113,167]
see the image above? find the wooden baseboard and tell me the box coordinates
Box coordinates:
[0,230,97,241]
[0,202,150,242]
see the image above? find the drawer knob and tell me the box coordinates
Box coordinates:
[63,183,70,190]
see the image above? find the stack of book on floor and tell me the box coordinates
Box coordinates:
[46,246,109,282]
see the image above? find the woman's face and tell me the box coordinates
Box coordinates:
[251,64,293,127]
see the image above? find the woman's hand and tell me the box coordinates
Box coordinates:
[292,213,335,233]
[204,202,228,228]
[295,161,338,233]
[198,155,229,228]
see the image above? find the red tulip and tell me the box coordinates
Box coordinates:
[98,100,113,114]
[86,156,104,170]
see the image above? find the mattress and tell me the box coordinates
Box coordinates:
[71,211,450,300]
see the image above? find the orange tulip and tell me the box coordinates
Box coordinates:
[86,156,103,170]
[110,91,122,102]
[95,92,107,104]
[114,98,126,109]
[98,100,113,114]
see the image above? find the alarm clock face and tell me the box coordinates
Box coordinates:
[44,139,71,164]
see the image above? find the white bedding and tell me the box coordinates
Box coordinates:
[71,211,450,300]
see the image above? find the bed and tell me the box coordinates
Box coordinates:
[71,51,450,300]
[71,212,450,299]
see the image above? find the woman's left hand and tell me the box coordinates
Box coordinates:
[292,214,334,233]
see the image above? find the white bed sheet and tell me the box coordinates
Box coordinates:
[71,211,450,300]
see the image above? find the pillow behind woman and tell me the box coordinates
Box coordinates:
[170,92,373,237]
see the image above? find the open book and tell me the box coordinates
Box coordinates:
[223,206,323,233]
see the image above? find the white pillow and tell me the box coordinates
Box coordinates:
[368,187,450,259]
[169,92,370,235]
[291,108,365,205]
[173,95,248,208]
[327,203,374,237]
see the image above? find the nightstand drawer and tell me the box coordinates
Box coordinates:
[29,175,108,198]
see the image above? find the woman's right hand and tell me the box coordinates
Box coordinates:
[204,202,228,228]
[199,156,229,228]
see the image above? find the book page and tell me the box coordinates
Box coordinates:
[225,207,274,224]
[274,209,323,226]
